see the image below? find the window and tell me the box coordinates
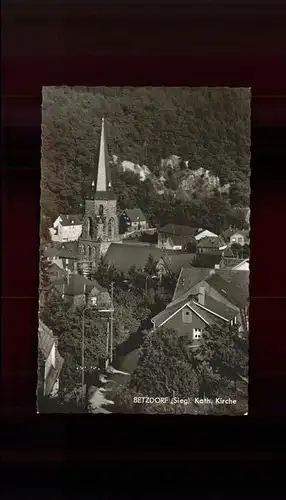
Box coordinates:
[182,309,192,323]
[91,296,97,306]
[50,344,56,368]
[87,217,94,238]
[99,205,104,216]
[108,218,115,239]
[230,316,237,326]
[193,328,202,340]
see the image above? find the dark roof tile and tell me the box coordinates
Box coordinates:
[173,267,213,301]
[205,273,248,309]
[192,253,222,268]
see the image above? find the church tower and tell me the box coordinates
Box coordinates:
[78,118,119,275]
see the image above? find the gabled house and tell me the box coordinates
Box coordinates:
[37,320,64,397]
[151,287,240,349]
[120,208,148,234]
[50,214,82,242]
[223,228,249,246]
[197,236,223,254]
[153,267,249,344]
[46,273,111,309]
[158,224,199,251]
[48,263,68,282]
[57,246,79,273]
[195,229,219,241]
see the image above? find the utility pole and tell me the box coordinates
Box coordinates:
[110,281,114,364]
[105,320,110,370]
[81,307,87,406]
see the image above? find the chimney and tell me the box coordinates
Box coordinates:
[198,286,205,305]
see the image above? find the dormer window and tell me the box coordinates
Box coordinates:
[182,309,192,323]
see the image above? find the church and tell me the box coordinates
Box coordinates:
[78,118,120,275]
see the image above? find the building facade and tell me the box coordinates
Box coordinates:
[78,118,120,275]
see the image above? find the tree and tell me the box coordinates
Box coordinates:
[131,328,199,399]
[144,254,158,277]
[40,293,108,392]
[39,254,52,290]
[231,242,243,258]
[193,323,248,402]
[41,86,250,223]
[229,181,250,207]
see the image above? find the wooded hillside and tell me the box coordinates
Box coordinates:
[41,86,250,234]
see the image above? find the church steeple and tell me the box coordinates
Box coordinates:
[94,117,112,193]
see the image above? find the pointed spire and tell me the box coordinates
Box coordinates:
[95,117,112,193]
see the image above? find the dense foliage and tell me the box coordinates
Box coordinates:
[115,323,248,415]
[193,323,248,400]
[41,86,250,234]
[131,328,199,399]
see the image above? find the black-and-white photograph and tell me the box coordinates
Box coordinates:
[38,86,250,414]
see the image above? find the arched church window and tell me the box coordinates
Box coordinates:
[87,245,93,260]
[99,205,104,216]
[108,218,115,240]
[87,217,94,239]
[79,244,85,254]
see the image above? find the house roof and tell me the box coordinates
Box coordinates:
[48,263,67,276]
[124,208,147,222]
[152,296,224,329]
[217,269,249,299]
[57,248,79,259]
[59,214,82,226]
[223,228,249,240]
[172,267,213,301]
[195,229,218,240]
[220,257,245,269]
[104,243,164,273]
[223,247,235,258]
[161,253,196,274]
[51,274,106,297]
[38,320,65,396]
[159,224,199,237]
[196,295,239,320]
[205,273,248,309]
[232,259,249,270]
[197,236,221,249]
[38,320,55,359]
[43,247,60,259]
[192,253,222,269]
[44,351,65,396]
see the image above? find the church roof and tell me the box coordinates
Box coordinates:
[92,117,112,193]
[104,243,164,273]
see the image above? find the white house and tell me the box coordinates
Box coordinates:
[51,214,82,242]
[38,320,64,397]
[195,229,219,242]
